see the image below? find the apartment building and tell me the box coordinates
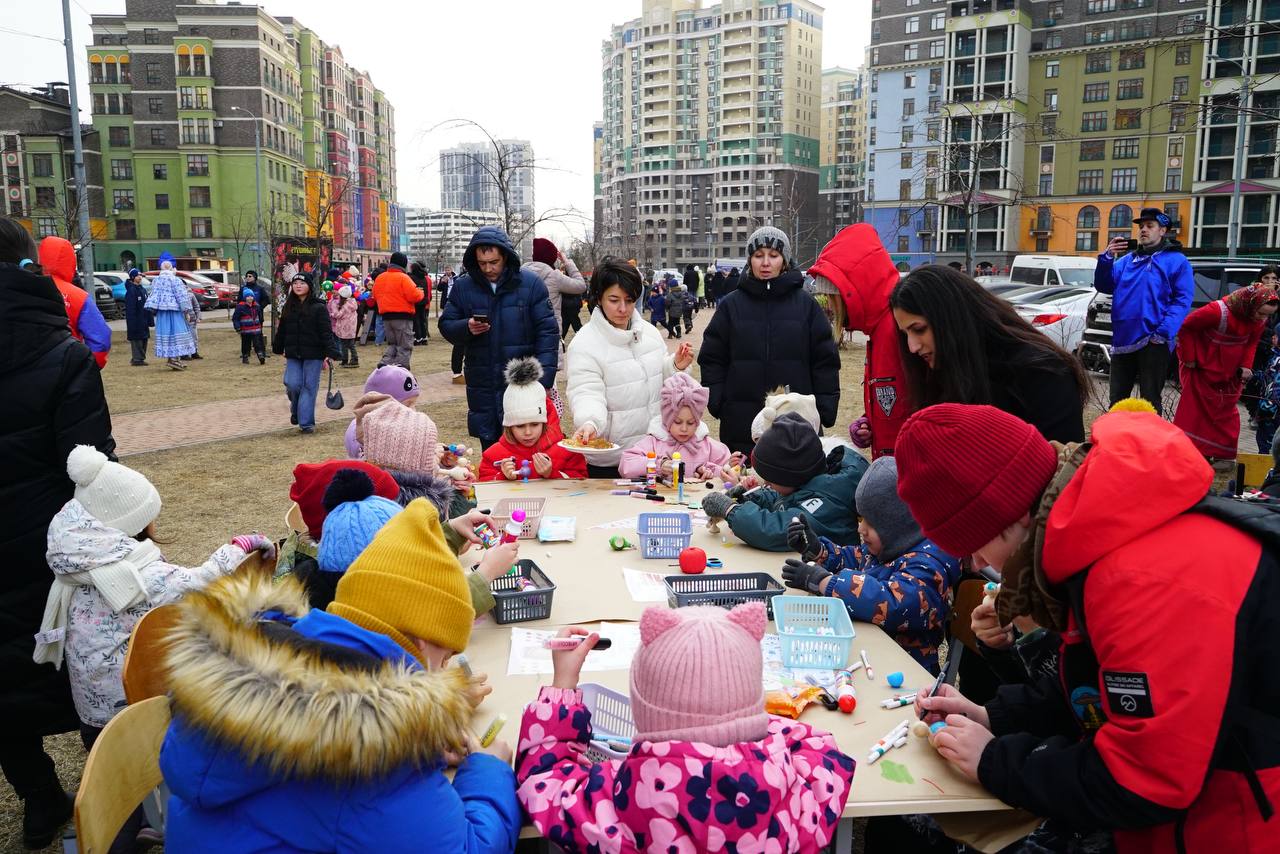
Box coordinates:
[403,207,502,272]
[599,0,824,269]
[819,67,867,240]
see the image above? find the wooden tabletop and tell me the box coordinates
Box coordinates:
[464,478,1011,819]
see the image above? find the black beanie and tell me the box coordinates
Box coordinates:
[752,412,825,488]
[390,251,408,268]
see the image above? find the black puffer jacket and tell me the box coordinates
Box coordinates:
[698,269,841,454]
[0,263,115,735]
[273,296,340,361]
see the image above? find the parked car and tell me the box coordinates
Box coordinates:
[973,274,1013,288]
[91,278,119,320]
[1007,286,1095,355]
[1078,257,1269,374]
[95,271,130,303]
[1008,254,1097,288]
[142,269,223,311]
[197,269,241,300]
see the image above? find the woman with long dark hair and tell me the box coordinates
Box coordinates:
[273,273,340,434]
[889,265,1087,443]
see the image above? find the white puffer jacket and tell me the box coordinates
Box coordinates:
[565,307,679,466]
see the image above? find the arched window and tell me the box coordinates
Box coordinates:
[118,54,130,83]
[1108,204,1132,229]
[192,45,207,76]
[89,54,103,83]
[176,44,190,76]
[1076,205,1100,252]
[103,56,118,83]
[1077,206,1100,229]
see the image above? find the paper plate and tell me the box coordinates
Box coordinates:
[558,439,620,458]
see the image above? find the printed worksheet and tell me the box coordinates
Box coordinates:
[507,622,643,675]
[622,567,670,602]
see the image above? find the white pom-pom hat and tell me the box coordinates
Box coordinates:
[750,391,821,442]
[66,445,162,536]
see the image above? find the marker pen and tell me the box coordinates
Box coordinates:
[860,649,873,679]
[543,636,614,651]
[629,492,665,501]
[456,654,473,679]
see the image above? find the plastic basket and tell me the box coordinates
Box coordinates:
[492,497,547,540]
[636,512,693,559]
[664,573,785,618]
[580,682,634,762]
[489,559,556,624]
[773,595,856,669]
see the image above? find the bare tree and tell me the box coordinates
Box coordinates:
[224,202,259,275]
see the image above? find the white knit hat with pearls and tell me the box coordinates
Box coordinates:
[66,445,162,536]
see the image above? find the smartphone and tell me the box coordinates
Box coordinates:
[472,313,489,325]
[1126,238,1138,252]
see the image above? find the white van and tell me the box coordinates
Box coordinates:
[1008,255,1097,288]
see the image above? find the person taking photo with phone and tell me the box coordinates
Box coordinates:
[1094,208,1194,412]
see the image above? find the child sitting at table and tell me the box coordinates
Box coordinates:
[276,459,400,579]
[618,371,736,480]
[344,364,420,458]
[700,412,867,551]
[478,357,586,481]
[515,602,855,851]
[780,456,961,673]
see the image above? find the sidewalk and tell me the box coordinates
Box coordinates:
[112,367,467,456]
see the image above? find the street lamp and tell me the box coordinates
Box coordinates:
[231,104,269,337]
[1208,53,1250,258]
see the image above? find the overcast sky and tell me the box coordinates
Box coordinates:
[2,0,870,244]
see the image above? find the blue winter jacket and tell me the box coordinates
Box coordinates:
[817,536,961,673]
[438,227,560,444]
[159,591,521,854]
[123,280,151,341]
[1094,245,1194,353]
[725,446,869,551]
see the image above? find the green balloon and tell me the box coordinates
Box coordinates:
[321,280,334,291]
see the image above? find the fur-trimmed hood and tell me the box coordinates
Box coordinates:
[387,469,455,515]
[163,567,473,789]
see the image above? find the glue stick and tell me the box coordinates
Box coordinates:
[672,452,683,502]
[500,509,525,544]
[479,713,507,748]
[646,451,657,487]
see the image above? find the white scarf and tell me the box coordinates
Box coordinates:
[33,538,163,668]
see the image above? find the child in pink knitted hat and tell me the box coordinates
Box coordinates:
[515,602,855,852]
[618,371,737,480]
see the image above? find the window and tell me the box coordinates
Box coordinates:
[35,187,56,208]
[1045,33,1063,49]
[904,73,916,89]
[1081,111,1107,132]
[1081,140,1106,160]
[153,163,167,180]
[928,96,941,113]
[35,217,58,238]
[1109,205,1133,228]
[1078,170,1104,193]
[1048,0,1064,17]
[899,209,912,227]
[872,48,880,65]
[150,128,165,146]
[1076,231,1099,252]
[92,93,105,115]
[899,179,912,199]
[1041,114,1057,135]
[906,16,920,33]
[1041,145,1055,164]
[115,219,136,239]
[109,126,130,147]
[902,99,915,118]
[1087,0,1116,11]
[145,61,161,84]
[112,188,135,209]
[1111,167,1137,192]
[901,127,914,145]
[1076,206,1100,252]
[904,44,919,63]
[1117,78,1143,100]
[1172,76,1189,97]
[930,68,942,86]
[1085,53,1111,74]
[1113,138,1140,159]
[1115,108,1141,130]
[189,186,211,207]
[1163,203,1179,225]
[1118,50,1145,70]
[1175,45,1191,65]
[1168,137,1184,158]
[148,97,163,115]
[187,154,208,176]
[1165,168,1182,191]
[1039,173,1053,195]
[156,223,171,239]
[190,217,212,238]
[1170,104,1188,128]
[1046,61,1060,78]
[143,27,159,44]
[929,39,944,58]
[926,150,939,168]
[931,12,945,29]
[31,153,53,176]
[1044,89,1058,111]
[179,86,193,108]
[926,122,939,141]
[898,236,911,252]
[870,128,877,145]
[1084,82,1109,102]
[110,158,132,180]
[924,178,936,197]
[155,193,169,209]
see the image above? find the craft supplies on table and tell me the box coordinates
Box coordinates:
[664,572,785,616]
[636,512,693,558]
[492,496,547,539]
[490,560,556,624]
[536,516,576,543]
[580,682,635,762]
[773,595,856,669]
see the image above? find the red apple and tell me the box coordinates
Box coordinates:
[679,546,707,574]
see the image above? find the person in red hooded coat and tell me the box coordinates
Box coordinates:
[38,236,111,369]
[807,224,906,458]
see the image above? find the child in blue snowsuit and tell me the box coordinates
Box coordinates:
[781,455,961,673]
[1256,329,1280,454]
[647,288,667,333]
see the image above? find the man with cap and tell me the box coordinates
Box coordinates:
[123,267,151,366]
[371,251,424,370]
[1095,207,1193,411]
[896,402,1280,853]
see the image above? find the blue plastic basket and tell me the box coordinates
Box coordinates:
[773,595,856,669]
[580,682,634,762]
[636,512,693,559]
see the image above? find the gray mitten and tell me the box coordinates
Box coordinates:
[701,489,734,522]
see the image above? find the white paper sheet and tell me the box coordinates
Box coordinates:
[506,622,643,675]
[622,567,670,602]
[588,516,639,531]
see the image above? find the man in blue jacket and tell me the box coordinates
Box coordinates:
[439,226,559,448]
[1094,207,1193,410]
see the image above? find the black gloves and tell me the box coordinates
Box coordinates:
[787,515,823,562]
[781,558,833,595]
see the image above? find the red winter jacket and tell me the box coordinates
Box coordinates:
[478,395,586,481]
[370,266,423,318]
[978,412,1280,853]
[807,224,905,458]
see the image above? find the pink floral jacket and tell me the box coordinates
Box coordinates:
[516,686,855,853]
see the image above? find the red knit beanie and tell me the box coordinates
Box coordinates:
[532,238,557,267]
[894,404,1058,557]
[290,460,400,538]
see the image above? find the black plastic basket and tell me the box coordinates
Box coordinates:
[663,572,785,618]
[490,559,556,624]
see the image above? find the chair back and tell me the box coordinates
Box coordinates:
[285,501,305,534]
[73,696,170,854]
[121,605,180,704]
[1237,453,1272,490]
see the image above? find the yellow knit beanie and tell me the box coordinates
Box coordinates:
[329,497,475,661]
[1108,397,1158,415]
